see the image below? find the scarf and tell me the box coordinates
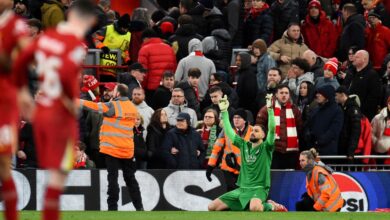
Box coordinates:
[274,100,299,151]
[202,125,218,159]
[247,4,269,20]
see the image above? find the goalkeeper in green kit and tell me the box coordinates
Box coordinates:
[208,94,287,212]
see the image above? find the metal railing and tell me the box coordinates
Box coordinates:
[319,155,390,172]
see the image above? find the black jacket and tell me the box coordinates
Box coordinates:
[151,85,172,110]
[236,52,259,116]
[146,124,171,169]
[338,96,362,156]
[169,24,203,61]
[211,28,232,70]
[243,7,273,46]
[337,13,365,61]
[270,0,300,40]
[349,64,381,120]
[311,57,325,80]
[161,127,205,169]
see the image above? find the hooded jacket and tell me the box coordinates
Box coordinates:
[236,52,259,116]
[305,85,344,155]
[270,0,300,40]
[175,39,216,100]
[268,31,309,77]
[243,4,273,46]
[163,101,198,127]
[301,10,338,58]
[40,0,65,28]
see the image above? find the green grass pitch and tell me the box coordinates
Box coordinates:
[2,211,389,220]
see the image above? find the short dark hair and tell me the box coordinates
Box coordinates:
[141,28,158,39]
[70,0,96,17]
[288,22,300,29]
[268,67,282,76]
[209,86,222,94]
[276,84,290,93]
[211,72,222,82]
[254,124,267,136]
[117,83,129,97]
[163,71,174,79]
[180,0,195,10]
[27,18,42,32]
[178,14,192,25]
[76,141,87,151]
[188,68,201,78]
[291,58,310,73]
[343,3,357,14]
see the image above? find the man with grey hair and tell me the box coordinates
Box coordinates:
[163,88,198,127]
[349,50,381,120]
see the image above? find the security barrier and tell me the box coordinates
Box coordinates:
[1,169,389,211]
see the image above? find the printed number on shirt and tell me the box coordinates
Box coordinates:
[35,51,62,99]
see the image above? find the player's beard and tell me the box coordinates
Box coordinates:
[250,136,260,143]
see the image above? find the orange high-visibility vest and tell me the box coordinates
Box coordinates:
[81,97,138,159]
[306,165,344,212]
[208,126,253,174]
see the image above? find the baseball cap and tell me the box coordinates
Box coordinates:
[83,75,99,90]
[176,112,191,123]
[129,62,147,73]
[104,82,116,91]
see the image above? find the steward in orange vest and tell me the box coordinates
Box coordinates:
[297,148,344,212]
[80,83,143,211]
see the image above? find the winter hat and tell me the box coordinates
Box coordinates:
[176,112,191,125]
[324,57,339,76]
[368,11,381,20]
[198,0,214,10]
[317,85,335,100]
[117,13,131,29]
[83,75,99,90]
[332,0,341,4]
[233,109,247,121]
[160,21,174,34]
[308,0,322,10]
[14,0,29,8]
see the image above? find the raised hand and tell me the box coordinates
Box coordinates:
[218,95,229,112]
[266,93,273,108]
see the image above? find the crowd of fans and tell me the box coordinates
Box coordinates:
[15,0,390,170]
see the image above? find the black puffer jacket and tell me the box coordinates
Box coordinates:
[146,124,171,169]
[169,24,203,61]
[338,96,362,156]
[336,13,365,62]
[211,28,232,69]
[270,0,300,40]
[243,7,273,46]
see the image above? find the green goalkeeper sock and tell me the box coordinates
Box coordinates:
[263,202,273,211]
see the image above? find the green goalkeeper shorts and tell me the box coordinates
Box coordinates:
[219,187,268,211]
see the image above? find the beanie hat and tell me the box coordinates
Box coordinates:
[317,85,335,100]
[233,109,247,121]
[117,13,131,29]
[308,0,322,10]
[14,0,29,8]
[368,11,381,20]
[324,57,339,76]
[160,21,174,34]
[83,75,99,90]
[198,0,214,10]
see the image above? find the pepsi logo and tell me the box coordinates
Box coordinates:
[333,172,368,212]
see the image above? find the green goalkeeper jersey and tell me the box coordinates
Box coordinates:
[221,109,275,189]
